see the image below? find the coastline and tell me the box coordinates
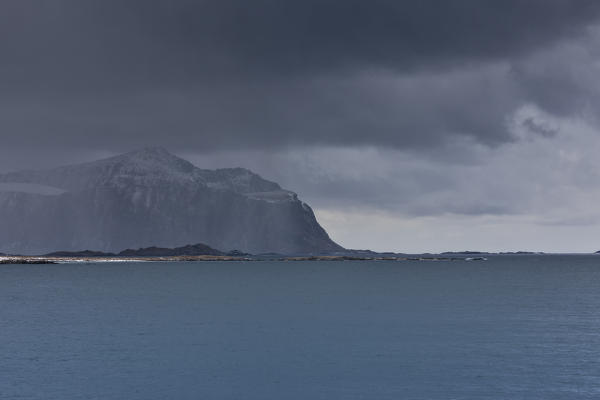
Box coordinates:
[0,255,488,264]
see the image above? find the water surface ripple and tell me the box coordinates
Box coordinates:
[1,256,599,399]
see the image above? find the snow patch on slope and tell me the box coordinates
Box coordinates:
[245,190,297,203]
[0,183,66,195]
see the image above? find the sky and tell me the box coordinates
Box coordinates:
[3,0,600,252]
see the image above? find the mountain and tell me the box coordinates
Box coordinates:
[0,147,343,255]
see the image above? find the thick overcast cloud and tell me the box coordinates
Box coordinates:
[2,0,600,251]
[2,0,600,151]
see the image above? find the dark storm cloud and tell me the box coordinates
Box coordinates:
[1,0,600,156]
[4,0,600,82]
[511,33,600,117]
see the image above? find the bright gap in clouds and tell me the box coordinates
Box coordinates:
[187,105,600,253]
[314,211,600,254]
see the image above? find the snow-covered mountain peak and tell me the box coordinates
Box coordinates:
[121,146,178,161]
[0,148,286,196]
[105,147,196,174]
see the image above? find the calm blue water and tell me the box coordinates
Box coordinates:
[1,256,600,399]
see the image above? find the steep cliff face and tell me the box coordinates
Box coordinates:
[0,148,343,255]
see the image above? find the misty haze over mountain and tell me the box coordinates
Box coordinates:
[0,148,342,255]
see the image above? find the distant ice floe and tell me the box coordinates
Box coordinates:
[0,256,150,264]
[0,183,66,196]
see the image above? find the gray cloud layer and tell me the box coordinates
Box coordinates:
[2,0,600,157]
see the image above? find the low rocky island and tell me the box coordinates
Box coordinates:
[0,242,504,264]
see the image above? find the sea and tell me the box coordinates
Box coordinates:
[1,255,600,399]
